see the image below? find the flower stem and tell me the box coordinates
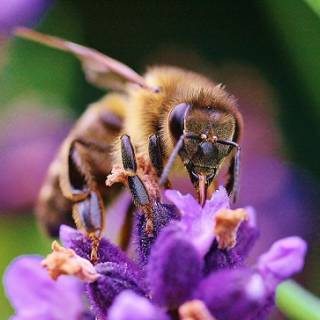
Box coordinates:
[276,280,320,320]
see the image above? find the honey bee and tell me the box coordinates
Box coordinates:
[15,28,243,259]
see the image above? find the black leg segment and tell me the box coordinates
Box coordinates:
[128,176,150,206]
[121,134,137,172]
[73,191,104,234]
[120,135,150,208]
[148,134,163,177]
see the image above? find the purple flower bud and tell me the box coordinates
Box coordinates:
[135,201,178,265]
[108,290,169,320]
[87,262,146,319]
[147,225,202,308]
[195,268,268,320]
[257,236,307,292]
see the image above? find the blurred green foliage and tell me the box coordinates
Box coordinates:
[304,0,320,17]
[1,0,320,318]
[264,0,320,120]
[0,2,84,114]
[262,0,320,177]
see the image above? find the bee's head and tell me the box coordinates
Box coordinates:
[168,102,238,205]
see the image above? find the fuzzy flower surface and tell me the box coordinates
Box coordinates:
[3,187,307,320]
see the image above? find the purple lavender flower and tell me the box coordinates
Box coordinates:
[0,0,53,35]
[107,229,306,320]
[3,188,307,319]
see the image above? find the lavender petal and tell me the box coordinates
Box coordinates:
[257,236,307,292]
[165,189,201,218]
[195,268,268,320]
[108,290,169,320]
[201,186,230,216]
[147,225,202,308]
[3,256,87,319]
[166,187,231,257]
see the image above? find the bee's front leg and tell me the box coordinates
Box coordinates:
[148,134,173,189]
[148,134,163,177]
[225,146,241,203]
[120,135,154,235]
[61,140,105,263]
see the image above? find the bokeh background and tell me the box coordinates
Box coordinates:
[1,1,320,318]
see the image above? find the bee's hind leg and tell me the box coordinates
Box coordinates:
[120,135,154,235]
[62,140,105,263]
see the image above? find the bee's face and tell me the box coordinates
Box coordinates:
[169,103,236,203]
[183,105,235,173]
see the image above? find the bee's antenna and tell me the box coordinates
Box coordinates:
[160,134,185,186]
[216,139,241,202]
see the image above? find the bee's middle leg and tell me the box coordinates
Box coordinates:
[120,135,154,235]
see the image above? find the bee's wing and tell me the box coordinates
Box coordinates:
[15,27,150,91]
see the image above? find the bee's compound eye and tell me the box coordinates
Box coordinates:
[169,103,189,141]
